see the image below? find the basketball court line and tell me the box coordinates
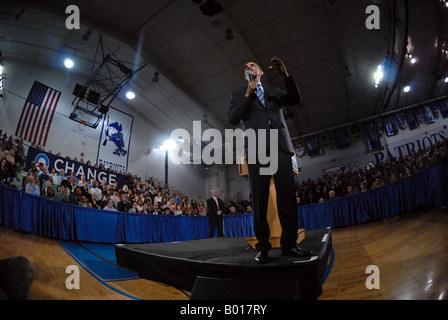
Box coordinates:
[58,240,141,300]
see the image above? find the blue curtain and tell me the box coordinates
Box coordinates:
[297,155,448,230]
[1,156,448,242]
[0,185,254,243]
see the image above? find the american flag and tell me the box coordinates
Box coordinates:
[15,81,61,147]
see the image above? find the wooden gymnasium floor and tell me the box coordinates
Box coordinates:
[0,207,447,300]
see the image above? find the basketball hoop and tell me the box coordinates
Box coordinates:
[79,121,86,131]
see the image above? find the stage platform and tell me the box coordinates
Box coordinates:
[114,228,332,300]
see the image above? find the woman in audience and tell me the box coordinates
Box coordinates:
[154,191,163,204]
[128,201,139,213]
[103,199,117,211]
[173,203,184,216]
[136,199,144,212]
[197,201,206,214]
[90,192,101,210]
[140,203,151,214]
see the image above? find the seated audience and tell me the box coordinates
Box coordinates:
[152,202,163,215]
[103,199,117,211]
[25,175,40,197]
[139,203,151,214]
[173,203,184,216]
[128,201,139,213]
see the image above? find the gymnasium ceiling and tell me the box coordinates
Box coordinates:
[1,0,448,144]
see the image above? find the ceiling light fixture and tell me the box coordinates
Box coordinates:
[152,71,159,83]
[64,58,74,69]
[82,30,92,41]
[126,91,136,100]
[163,140,177,151]
[374,65,384,87]
[225,28,234,40]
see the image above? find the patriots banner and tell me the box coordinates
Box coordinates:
[97,107,133,174]
[15,81,61,147]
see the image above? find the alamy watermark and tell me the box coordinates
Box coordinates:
[65,265,80,290]
[365,265,380,290]
[170,121,279,176]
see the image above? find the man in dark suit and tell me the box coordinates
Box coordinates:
[228,57,311,263]
[206,189,226,238]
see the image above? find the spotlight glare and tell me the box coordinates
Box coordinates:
[445,76,448,83]
[126,91,136,100]
[403,85,411,93]
[64,58,74,69]
[163,140,176,151]
[374,65,384,86]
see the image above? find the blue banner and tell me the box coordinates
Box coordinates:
[25,147,125,187]
[97,107,133,173]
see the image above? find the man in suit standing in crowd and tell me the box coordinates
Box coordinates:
[206,189,226,238]
[228,57,311,263]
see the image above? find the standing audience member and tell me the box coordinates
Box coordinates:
[206,189,226,238]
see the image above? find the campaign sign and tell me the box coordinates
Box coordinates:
[25,146,125,187]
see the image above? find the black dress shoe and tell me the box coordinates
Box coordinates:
[281,245,313,257]
[255,251,269,264]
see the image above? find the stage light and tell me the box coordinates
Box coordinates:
[152,72,159,83]
[374,65,384,87]
[403,85,411,93]
[411,57,417,64]
[126,91,135,100]
[445,76,448,83]
[225,28,234,41]
[64,58,74,69]
[163,140,176,151]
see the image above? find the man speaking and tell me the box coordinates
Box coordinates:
[228,57,310,263]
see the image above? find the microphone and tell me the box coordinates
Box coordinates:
[246,70,255,82]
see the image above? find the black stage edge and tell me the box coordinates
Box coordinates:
[114,228,332,300]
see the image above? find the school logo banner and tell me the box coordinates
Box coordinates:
[97,107,133,174]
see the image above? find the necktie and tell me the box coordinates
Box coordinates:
[256,83,266,107]
[214,197,220,210]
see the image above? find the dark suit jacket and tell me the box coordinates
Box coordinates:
[228,76,301,155]
[206,197,226,216]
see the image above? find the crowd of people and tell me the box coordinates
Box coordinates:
[0,130,254,216]
[0,130,25,186]
[296,139,448,206]
[2,129,448,213]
